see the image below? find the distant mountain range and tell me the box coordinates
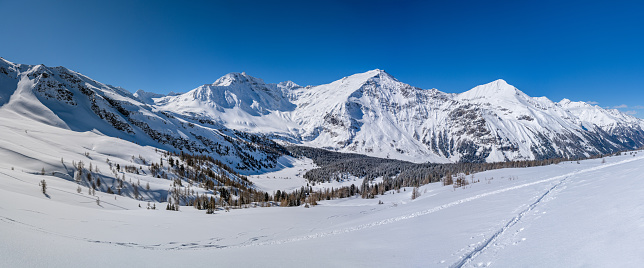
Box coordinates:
[2,57,643,170]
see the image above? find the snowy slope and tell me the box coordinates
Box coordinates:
[154,68,644,163]
[1,147,642,267]
[3,56,643,167]
[0,57,289,173]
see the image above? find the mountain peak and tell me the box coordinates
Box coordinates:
[278,80,301,90]
[488,79,515,89]
[457,79,525,101]
[213,72,266,87]
[365,68,393,78]
[338,69,397,85]
[559,98,595,109]
[0,57,15,66]
[482,79,514,91]
[134,89,166,104]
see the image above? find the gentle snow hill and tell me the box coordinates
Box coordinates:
[1,147,643,267]
[152,67,644,163]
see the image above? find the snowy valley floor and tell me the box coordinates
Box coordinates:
[1,153,644,267]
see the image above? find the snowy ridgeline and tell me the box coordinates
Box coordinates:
[0,57,290,173]
[150,68,644,164]
[1,147,643,267]
[2,57,644,170]
[1,59,609,212]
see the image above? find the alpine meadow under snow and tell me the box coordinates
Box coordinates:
[1,57,644,267]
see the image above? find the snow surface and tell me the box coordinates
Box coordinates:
[247,156,368,193]
[2,150,643,267]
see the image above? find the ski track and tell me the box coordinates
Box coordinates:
[448,173,568,268]
[1,156,641,252]
[232,156,643,251]
[448,157,644,267]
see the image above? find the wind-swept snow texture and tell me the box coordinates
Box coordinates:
[1,147,643,267]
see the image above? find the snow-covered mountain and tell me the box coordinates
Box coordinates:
[149,68,644,163]
[0,57,288,172]
[2,57,643,166]
[4,57,643,267]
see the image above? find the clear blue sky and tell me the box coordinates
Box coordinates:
[1,0,643,116]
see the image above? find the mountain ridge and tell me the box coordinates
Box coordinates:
[2,57,643,168]
[0,58,291,173]
[151,68,644,163]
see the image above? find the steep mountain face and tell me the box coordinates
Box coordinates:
[151,68,644,163]
[0,58,288,172]
[2,57,643,165]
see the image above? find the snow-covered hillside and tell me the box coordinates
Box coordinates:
[3,57,642,166]
[0,57,289,172]
[1,56,643,267]
[2,148,642,267]
[151,68,644,163]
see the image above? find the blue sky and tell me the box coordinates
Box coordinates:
[1,0,643,116]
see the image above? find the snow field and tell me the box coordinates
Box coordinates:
[1,150,643,267]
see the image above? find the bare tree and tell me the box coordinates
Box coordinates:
[40,179,47,195]
[411,187,420,200]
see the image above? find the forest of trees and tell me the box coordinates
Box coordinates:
[50,145,632,213]
[281,145,620,203]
